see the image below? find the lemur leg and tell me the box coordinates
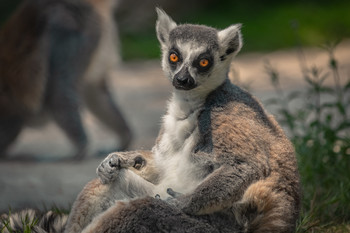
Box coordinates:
[81,197,219,233]
[83,77,132,152]
[167,150,266,216]
[63,179,106,233]
[46,6,100,159]
[49,86,88,159]
[65,151,158,233]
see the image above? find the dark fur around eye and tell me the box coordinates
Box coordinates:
[193,52,214,73]
[168,48,182,70]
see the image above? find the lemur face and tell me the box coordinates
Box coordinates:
[156,8,242,92]
[165,25,218,90]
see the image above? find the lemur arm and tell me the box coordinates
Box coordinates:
[172,108,272,215]
[174,157,265,215]
[65,150,159,233]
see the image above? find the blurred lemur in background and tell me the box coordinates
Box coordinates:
[0,0,132,159]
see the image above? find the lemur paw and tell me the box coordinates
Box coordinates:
[167,188,183,198]
[165,188,184,207]
[97,153,122,184]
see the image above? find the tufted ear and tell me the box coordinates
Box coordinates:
[155,8,177,46]
[218,24,243,58]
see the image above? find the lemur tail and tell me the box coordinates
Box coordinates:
[0,209,68,233]
[233,179,296,233]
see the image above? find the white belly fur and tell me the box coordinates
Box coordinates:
[153,97,204,198]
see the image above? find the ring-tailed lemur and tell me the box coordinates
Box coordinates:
[0,0,131,159]
[62,8,301,233]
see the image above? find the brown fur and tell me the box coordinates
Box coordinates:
[202,84,301,232]
[82,197,226,233]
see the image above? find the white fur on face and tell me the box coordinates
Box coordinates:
[161,40,229,100]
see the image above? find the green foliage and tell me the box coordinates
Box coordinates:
[118,1,350,60]
[265,42,350,232]
[190,2,350,52]
[120,33,159,61]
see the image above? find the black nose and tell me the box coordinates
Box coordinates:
[173,68,196,90]
[176,76,194,86]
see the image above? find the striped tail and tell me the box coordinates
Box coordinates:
[1,209,68,233]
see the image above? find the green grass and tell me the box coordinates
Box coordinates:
[265,42,350,232]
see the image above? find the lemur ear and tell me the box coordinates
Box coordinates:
[156,8,177,45]
[218,24,243,57]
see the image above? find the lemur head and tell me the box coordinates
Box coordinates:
[156,8,242,95]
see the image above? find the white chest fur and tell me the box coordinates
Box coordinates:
[154,93,205,197]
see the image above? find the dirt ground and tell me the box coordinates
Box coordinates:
[1,40,349,212]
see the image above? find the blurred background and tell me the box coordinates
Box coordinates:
[115,0,350,60]
[2,0,350,60]
[0,0,349,232]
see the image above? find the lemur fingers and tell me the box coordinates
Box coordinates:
[96,153,121,184]
[97,152,147,184]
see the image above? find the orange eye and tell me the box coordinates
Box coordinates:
[199,59,209,67]
[169,53,179,63]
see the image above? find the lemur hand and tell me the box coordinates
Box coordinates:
[97,152,145,184]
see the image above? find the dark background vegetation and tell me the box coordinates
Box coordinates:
[115,0,350,60]
[2,0,350,60]
[1,0,349,232]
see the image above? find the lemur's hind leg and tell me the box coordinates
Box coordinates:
[83,77,132,153]
[64,179,110,233]
[65,151,158,233]
[82,197,220,233]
